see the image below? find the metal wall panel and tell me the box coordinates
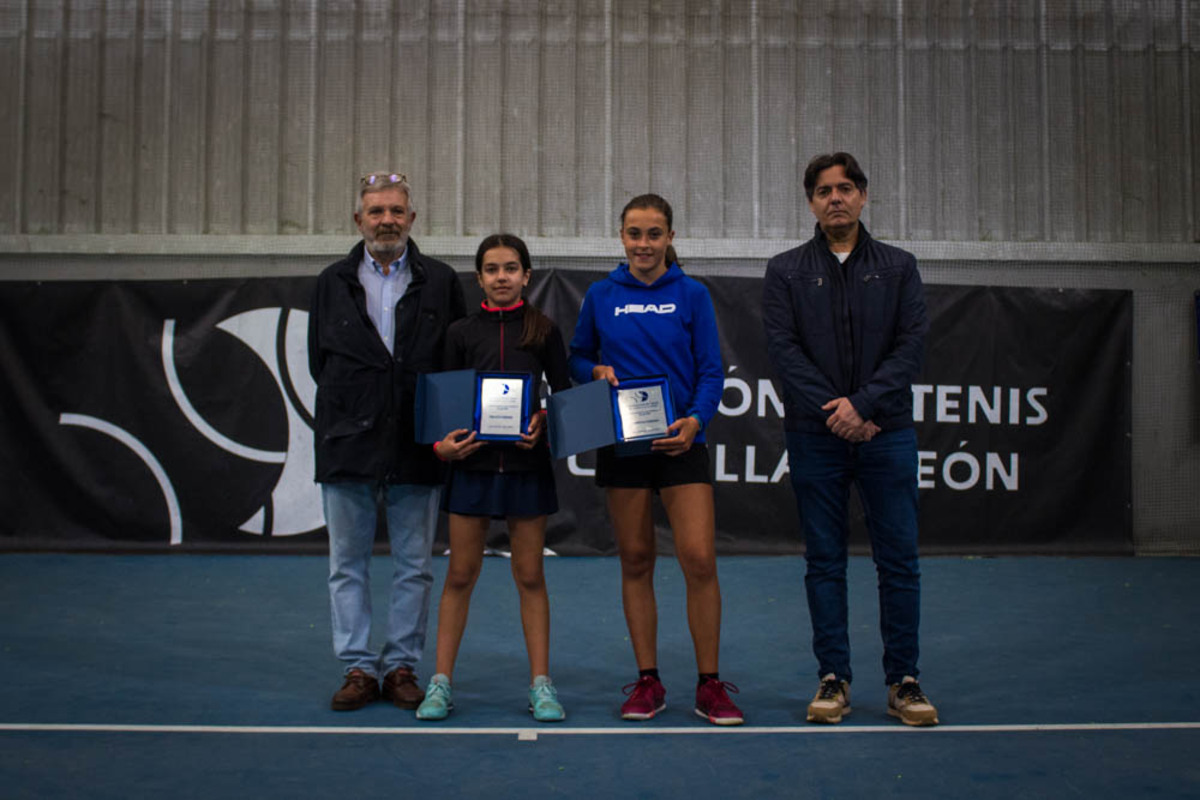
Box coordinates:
[99,0,139,233]
[313,0,355,233]
[279,2,315,233]
[573,0,610,237]
[759,0,797,238]
[721,5,755,237]
[684,1,723,237]
[539,0,577,236]
[427,0,462,234]
[0,2,24,234]
[135,1,168,233]
[62,0,101,233]
[170,0,206,234]
[23,1,63,235]
[3,0,1196,242]
[464,0,502,234]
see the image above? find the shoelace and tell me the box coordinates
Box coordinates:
[426,681,450,702]
[817,679,843,700]
[531,683,558,705]
[895,682,927,703]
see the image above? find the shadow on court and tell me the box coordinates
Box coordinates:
[1,553,1198,798]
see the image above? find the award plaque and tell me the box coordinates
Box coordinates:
[473,371,532,442]
[612,375,675,444]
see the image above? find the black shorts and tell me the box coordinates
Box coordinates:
[595,442,711,490]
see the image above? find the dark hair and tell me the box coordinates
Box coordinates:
[802,152,869,201]
[474,233,554,349]
[620,193,681,267]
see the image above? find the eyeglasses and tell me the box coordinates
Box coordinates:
[360,172,408,188]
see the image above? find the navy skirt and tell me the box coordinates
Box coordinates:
[442,464,559,518]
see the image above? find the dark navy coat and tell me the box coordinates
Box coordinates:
[308,240,466,484]
[762,223,928,434]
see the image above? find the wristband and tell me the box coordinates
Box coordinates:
[432,441,447,462]
[689,413,704,432]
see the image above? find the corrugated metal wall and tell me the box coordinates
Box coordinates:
[2,0,1197,242]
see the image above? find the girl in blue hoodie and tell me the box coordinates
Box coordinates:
[569,194,743,725]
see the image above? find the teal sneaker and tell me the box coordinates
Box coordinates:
[528,675,565,722]
[415,674,453,721]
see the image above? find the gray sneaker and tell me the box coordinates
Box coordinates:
[807,673,851,723]
[887,676,938,726]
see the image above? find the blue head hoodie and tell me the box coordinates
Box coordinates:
[568,263,724,439]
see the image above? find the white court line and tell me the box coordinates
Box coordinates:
[1,722,1199,737]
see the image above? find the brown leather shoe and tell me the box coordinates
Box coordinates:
[331,669,380,711]
[382,667,423,709]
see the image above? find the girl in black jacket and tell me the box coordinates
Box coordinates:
[416,233,570,723]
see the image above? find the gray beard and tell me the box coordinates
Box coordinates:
[366,238,406,265]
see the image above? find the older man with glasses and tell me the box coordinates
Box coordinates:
[308,172,465,711]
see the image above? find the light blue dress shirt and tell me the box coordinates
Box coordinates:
[358,246,412,355]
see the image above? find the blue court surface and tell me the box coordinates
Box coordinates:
[2,553,1198,798]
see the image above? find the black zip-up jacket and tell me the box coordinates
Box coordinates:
[443,301,570,473]
[762,222,928,434]
[308,240,466,484]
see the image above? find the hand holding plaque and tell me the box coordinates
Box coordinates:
[649,413,701,456]
[514,408,545,450]
[436,428,485,461]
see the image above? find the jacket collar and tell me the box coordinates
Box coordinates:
[480,299,525,313]
[812,221,872,259]
[338,239,428,288]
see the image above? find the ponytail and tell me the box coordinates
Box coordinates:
[520,302,554,350]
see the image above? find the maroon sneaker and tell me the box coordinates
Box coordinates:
[331,669,380,711]
[620,675,667,720]
[694,678,744,726]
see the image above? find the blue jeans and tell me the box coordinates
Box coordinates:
[785,428,921,686]
[322,481,441,677]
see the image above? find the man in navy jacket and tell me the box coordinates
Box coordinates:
[762,152,938,726]
[308,172,465,711]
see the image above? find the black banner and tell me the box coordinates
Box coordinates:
[0,273,1131,554]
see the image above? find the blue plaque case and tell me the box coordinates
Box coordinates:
[414,369,476,444]
[544,374,676,459]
